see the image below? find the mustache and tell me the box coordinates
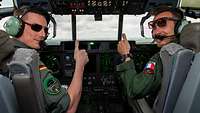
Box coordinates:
[152,34,176,43]
[153,34,176,39]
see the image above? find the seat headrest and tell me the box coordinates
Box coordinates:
[180,23,200,53]
[180,0,200,10]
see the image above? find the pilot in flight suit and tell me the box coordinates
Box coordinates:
[116,4,184,107]
[116,52,162,99]
[0,30,70,113]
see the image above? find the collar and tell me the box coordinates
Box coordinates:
[12,38,31,49]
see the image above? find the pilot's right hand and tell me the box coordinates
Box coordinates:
[74,40,89,67]
[117,33,131,55]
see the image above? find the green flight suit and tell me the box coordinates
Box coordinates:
[116,52,162,99]
[39,64,70,113]
[0,30,15,74]
[0,33,70,113]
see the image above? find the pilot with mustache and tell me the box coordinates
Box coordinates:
[116,4,185,107]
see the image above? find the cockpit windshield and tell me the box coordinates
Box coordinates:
[0,0,153,45]
[45,14,153,45]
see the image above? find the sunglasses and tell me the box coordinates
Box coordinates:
[23,21,49,34]
[148,17,178,30]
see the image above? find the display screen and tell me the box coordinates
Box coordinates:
[100,53,116,73]
[84,54,97,73]
[83,53,116,73]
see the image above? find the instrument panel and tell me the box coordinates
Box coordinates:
[16,0,179,15]
[40,41,159,113]
[49,0,147,14]
[17,0,148,14]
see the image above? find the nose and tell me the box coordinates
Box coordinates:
[152,27,162,36]
[39,28,47,39]
[42,28,47,36]
[36,29,46,41]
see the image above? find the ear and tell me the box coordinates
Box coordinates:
[3,16,24,37]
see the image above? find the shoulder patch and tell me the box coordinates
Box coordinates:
[144,61,156,74]
[43,75,61,95]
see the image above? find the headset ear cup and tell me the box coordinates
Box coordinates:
[175,19,189,34]
[3,16,24,37]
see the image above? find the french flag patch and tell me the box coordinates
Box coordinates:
[144,62,156,74]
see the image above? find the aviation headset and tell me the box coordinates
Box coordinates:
[151,5,189,34]
[171,8,189,34]
[3,6,51,37]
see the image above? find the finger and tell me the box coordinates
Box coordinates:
[75,40,79,50]
[121,33,127,41]
[117,43,122,50]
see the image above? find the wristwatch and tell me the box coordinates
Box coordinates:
[121,53,132,62]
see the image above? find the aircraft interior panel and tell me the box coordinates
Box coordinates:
[16,0,149,15]
[2,0,200,113]
[39,41,160,113]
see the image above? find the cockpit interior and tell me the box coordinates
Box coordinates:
[0,0,200,113]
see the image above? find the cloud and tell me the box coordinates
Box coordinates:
[0,0,13,8]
